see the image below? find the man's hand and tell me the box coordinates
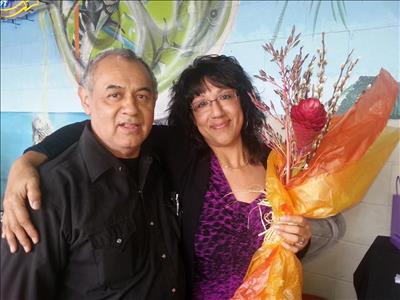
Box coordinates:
[1,152,47,252]
[273,215,312,253]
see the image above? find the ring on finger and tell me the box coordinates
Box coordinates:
[297,235,305,246]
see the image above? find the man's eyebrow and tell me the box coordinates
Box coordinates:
[105,84,123,90]
[137,87,153,93]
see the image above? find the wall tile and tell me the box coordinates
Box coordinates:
[390,164,400,194]
[303,241,368,282]
[386,121,400,164]
[387,143,400,163]
[341,203,391,245]
[334,280,358,300]
[303,271,335,300]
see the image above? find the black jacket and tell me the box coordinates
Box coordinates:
[2,124,185,300]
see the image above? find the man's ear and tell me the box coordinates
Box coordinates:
[78,86,91,115]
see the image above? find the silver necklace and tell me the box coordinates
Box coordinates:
[221,160,249,170]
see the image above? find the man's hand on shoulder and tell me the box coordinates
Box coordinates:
[1,151,47,252]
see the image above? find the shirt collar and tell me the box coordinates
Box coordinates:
[79,123,159,185]
[79,123,138,182]
[79,123,122,182]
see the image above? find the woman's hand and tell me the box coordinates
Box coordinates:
[273,215,312,253]
[1,152,47,253]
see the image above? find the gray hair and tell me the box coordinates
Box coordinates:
[80,48,158,93]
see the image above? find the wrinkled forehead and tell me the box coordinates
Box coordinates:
[94,56,147,77]
[93,56,154,89]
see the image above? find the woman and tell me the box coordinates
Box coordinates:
[2,55,311,299]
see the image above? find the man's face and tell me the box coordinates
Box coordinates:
[79,56,157,158]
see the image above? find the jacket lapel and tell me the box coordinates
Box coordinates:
[181,151,210,290]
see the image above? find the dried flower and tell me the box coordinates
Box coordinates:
[255,26,357,183]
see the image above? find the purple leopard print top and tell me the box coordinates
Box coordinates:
[192,154,271,300]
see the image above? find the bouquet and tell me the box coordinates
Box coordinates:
[232,27,399,299]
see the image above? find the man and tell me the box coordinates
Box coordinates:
[1,49,184,299]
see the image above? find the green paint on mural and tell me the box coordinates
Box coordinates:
[145,1,175,26]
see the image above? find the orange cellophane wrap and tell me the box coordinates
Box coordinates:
[232,69,399,299]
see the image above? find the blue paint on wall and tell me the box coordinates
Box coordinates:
[1,112,88,198]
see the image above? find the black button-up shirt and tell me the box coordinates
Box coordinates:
[1,124,185,300]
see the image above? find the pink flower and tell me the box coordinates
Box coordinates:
[290,98,327,152]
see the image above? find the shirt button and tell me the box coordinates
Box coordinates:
[149,221,155,226]
[116,238,123,244]
[118,166,123,172]
[161,253,166,259]
[171,288,176,293]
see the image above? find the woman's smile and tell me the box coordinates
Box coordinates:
[210,120,230,130]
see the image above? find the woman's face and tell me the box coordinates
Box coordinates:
[191,79,244,149]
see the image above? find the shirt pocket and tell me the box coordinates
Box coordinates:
[88,218,136,287]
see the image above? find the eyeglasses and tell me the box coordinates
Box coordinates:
[191,91,238,113]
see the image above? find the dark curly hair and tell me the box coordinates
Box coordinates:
[167,55,267,163]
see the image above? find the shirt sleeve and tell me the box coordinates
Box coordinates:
[24,120,87,159]
[0,195,68,299]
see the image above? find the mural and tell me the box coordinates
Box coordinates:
[44,1,237,96]
[269,0,350,44]
[1,1,237,114]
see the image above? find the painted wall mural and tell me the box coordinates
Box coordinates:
[45,1,237,99]
[1,1,399,298]
[2,1,237,114]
